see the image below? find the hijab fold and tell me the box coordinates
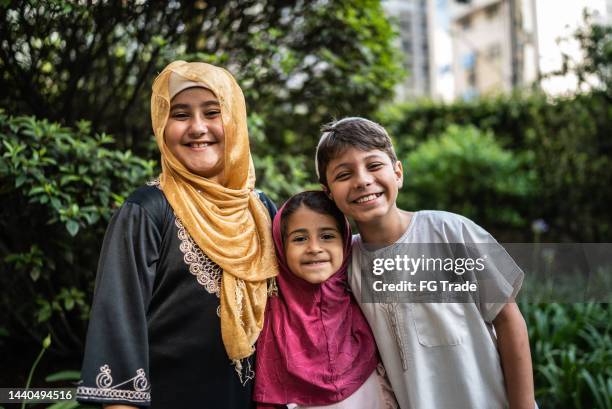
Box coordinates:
[151,61,278,363]
[253,198,379,406]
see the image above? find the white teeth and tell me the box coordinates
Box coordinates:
[189,143,210,148]
[355,194,379,203]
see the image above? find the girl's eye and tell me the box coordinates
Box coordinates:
[171,111,191,120]
[321,233,337,240]
[205,110,221,118]
[291,235,307,243]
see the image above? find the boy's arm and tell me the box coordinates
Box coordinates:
[493,303,535,409]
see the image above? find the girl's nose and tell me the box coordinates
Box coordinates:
[306,239,323,253]
[190,115,208,137]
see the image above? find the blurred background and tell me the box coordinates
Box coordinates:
[0,1,610,408]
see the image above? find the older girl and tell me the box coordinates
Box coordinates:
[76,61,278,408]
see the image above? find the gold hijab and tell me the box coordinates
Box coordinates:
[151,61,278,364]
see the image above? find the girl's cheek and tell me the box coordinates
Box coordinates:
[284,247,297,264]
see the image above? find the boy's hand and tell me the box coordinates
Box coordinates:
[493,303,536,409]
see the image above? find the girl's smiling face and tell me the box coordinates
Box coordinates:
[164,87,225,182]
[284,205,344,285]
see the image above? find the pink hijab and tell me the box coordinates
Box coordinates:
[253,193,379,407]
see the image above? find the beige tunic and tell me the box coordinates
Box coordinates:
[349,211,524,409]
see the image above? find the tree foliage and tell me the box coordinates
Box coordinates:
[544,12,612,96]
[0,0,403,159]
[0,111,154,353]
[0,0,402,357]
[400,125,535,233]
[378,91,612,242]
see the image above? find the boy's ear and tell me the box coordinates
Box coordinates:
[321,184,333,200]
[394,160,404,188]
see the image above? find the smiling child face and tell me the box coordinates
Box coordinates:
[284,205,344,285]
[164,87,225,182]
[325,147,403,226]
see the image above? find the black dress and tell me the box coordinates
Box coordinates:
[76,183,276,408]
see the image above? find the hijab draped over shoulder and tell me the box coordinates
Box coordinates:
[151,61,278,366]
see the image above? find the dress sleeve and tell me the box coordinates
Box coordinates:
[256,190,278,219]
[76,201,160,407]
[457,216,524,323]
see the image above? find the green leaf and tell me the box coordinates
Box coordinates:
[42,334,51,349]
[15,174,26,187]
[45,370,81,382]
[64,298,75,310]
[60,175,81,186]
[46,401,80,409]
[30,269,40,282]
[65,220,79,236]
[28,186,45,195]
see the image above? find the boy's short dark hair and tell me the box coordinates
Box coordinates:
[315,117,397,187]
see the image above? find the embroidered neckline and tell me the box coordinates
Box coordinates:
[147,178,223,315]
[175,216,223,299]
[76,365,150,403]
[147,177,223,317]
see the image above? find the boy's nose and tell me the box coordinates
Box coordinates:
[353,169,373,189]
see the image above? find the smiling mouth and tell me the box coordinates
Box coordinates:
[185,142,216,148]
[353,192,383,204]
[302,260,330,266]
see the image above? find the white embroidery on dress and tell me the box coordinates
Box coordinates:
[175,217,223,299]
[383,303,409,371]
[76,365,150,403]
[146,177,161,188]
[147,177,222,317]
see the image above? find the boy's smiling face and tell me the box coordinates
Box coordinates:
[325,147,403,225]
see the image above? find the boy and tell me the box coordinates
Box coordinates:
[315,117,536,409]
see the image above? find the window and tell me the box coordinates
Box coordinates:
[485,3,499,19]
[487,44,501,59]
[459,16,471,30]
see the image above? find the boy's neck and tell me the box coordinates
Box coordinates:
[356,207,413,246]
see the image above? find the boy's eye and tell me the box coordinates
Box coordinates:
[368,162,384,170]
[334,172,350,181]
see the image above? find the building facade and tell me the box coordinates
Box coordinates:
[383,0,433,100]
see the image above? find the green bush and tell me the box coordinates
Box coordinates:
[399,125,535,233]
[379,91,612,241]
[521,303,611,409]
[247,112,318,204]
[0,111,155,354]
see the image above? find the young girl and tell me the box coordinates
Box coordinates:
[253,191,396,409]
[76,61,278,408]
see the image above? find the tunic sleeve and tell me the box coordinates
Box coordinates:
[457,216,524,323]
[76,201,160,407]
